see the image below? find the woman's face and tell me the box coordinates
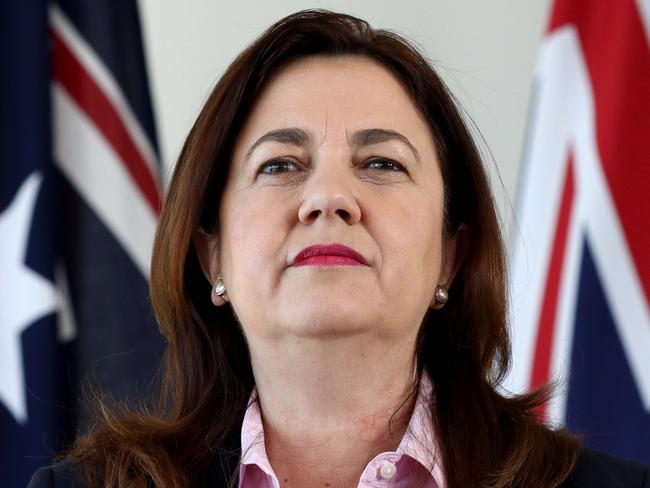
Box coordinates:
[200,55,457,343]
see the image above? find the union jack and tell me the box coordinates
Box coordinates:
[507,0,650,464]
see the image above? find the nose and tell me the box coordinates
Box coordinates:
[298,164,361,225]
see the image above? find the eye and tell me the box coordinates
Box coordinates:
[364,158,406,172]
[258,159,299,175]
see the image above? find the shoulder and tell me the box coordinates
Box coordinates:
[560,448,649,488]
[28,459,85,488]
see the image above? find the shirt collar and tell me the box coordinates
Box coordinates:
[391,371,445,486]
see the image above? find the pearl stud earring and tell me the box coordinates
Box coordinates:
[434,285,448,305]
[214,275,226,297]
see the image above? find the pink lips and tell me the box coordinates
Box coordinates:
[293,243,368,266]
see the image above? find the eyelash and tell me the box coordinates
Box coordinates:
[258,159,298,174]
[257,158,407,175]
[364,158,406,172]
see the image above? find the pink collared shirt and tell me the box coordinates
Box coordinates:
[238,373,445,488]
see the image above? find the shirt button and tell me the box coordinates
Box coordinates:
[379,460,397,480]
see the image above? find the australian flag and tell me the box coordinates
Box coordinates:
[507,0,650,465]
[0,1,164,486]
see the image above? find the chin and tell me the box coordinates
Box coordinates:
[280,305,374,338]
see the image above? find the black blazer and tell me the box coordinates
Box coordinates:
[28,446,648,487]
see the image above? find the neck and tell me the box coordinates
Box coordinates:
[247,332,420,486]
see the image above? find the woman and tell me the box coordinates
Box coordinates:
[30,9,648,488]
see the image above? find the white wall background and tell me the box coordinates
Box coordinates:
[137,0,553,235]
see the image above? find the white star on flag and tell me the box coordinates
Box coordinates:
[0,172,58,424]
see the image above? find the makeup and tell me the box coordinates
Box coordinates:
[293,243,367,266]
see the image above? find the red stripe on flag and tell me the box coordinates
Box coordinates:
[51,30,161,214]
[548,0,650,305]
[530,155,575,417]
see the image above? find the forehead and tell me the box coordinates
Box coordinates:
[232,55,436,156]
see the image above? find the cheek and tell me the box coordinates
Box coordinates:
[378,192,443,279]
[221,191,293,273]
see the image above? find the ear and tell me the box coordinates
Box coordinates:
[192,227,229,305]
[431,224,468,309]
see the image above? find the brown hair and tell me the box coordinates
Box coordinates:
[68,9,580,487]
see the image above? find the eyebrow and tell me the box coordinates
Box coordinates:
[243,128,310,164]
[242,127,421,166]
[350,128,421,165]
